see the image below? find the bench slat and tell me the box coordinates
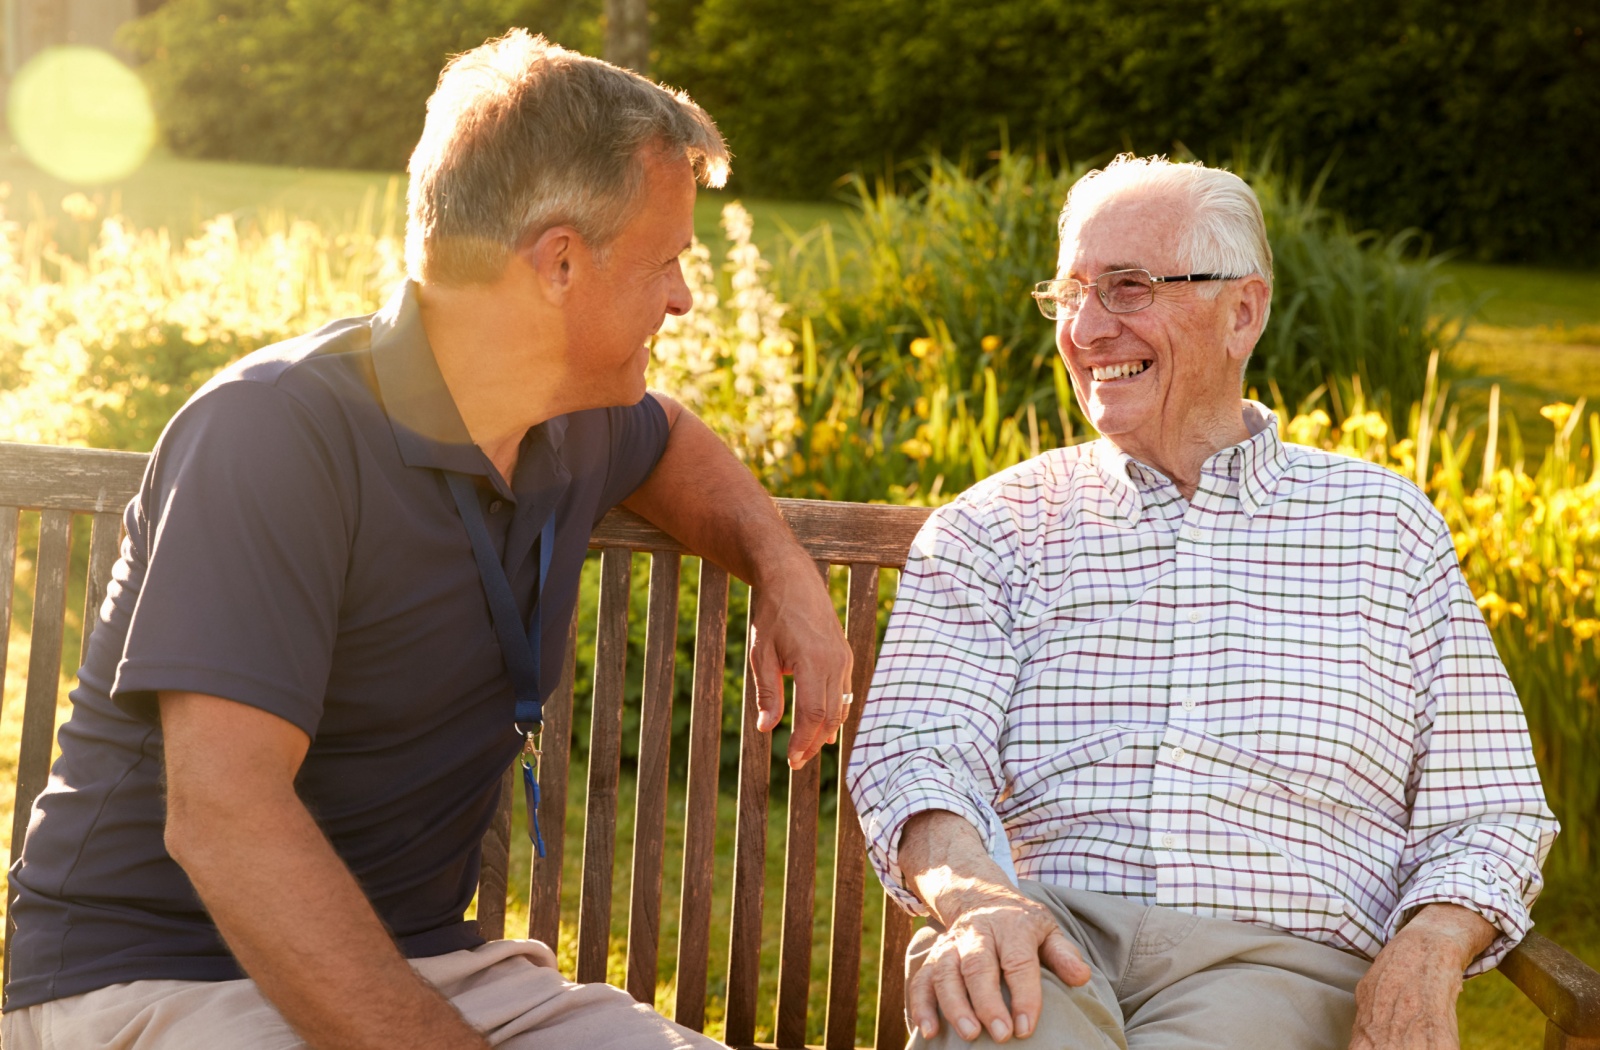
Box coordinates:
[724,597,771,1047]
[591,502,931,568]
[0,508,19,718]
[825,564,881,1050]
[577,548,632,983]
[476,762,516,940]
[775,561,831,1047]
[673,561,729,1031]
[626,552,681,1004]
[528,617,579,948]
[81,511,122,671]
[0,442,146,513]
[876,903,914,1050]
[9,511,74,949]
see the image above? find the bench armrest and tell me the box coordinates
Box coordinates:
[1499,932,1600,1039]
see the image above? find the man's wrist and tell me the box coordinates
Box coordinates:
[1394,902,1497,972]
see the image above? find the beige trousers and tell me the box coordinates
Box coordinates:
[907,881,1371,1050]
[2,939,721,1049]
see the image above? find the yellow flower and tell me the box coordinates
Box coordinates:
[909,337,935,359]
[1540,403,1574,429]
[981,334,1001,353]
[1477,591,1508,627]
[61,193,98,222]
[1571,619,1600,642]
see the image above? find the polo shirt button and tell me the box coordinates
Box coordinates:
[488,500,505,514]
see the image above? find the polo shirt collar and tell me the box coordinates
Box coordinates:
[1090,400,1291,522]
[370,281,488,477]
[368,281,572,489]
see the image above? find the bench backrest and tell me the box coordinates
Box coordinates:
[0,441,932,1050]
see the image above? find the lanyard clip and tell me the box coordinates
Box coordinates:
[522,726,542,782]
[519,726,546,859]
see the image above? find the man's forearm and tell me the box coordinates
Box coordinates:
[624,394,813,586]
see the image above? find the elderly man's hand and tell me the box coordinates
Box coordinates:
[748,550,853,769]
[901,812,1093,1043]
[908,880,1091,1043]
[1349,903,1496,1050]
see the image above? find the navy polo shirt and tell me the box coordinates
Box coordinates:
[5,282,669,1010]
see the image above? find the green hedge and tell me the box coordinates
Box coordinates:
[124,0,1596,261]
[655,0,1599,263]
[119,0,599,172]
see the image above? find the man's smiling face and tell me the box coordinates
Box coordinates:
[1056,192,1243,451]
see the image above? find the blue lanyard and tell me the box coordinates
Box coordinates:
[445,471,555,858]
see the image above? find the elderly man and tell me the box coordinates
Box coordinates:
[5,31,851,1050]
[847,155,1556,1050]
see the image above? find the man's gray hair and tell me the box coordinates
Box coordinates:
[1059,154,1273,323]
[406,29,730,285]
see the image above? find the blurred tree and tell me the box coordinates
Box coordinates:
[654,0,1600,263]
[120,0,601,172]
[604,0,648,74]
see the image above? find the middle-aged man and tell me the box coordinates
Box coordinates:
[5,31,852,1050]
[847,154,1557,1050]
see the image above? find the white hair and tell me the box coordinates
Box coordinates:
[1059,154,1273,323]
[406,29,729,285]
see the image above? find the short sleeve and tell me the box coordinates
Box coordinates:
[596,394,670,515]
[112,381,353,737]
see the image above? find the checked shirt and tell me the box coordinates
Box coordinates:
[848,403,1556,973]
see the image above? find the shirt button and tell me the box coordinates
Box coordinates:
[1186,526,1203,541]
[1182,698,1196,710]
[1162,834,1176,848]
[488,500,505,514]
[1171,747,1186,762]
[1187,610,1202,624]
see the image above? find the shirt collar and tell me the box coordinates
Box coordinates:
[368,280,570,488]
[1090,400,1291,521]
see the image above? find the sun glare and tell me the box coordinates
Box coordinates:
[9,46,156,185]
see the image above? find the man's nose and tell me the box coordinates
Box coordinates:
[1065,286,1119,348]
[665,260,692,316]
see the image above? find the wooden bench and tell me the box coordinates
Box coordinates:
[3,439,1599,1050]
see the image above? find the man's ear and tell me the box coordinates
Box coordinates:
[518,226,580,304]
[1225,275,1272,364]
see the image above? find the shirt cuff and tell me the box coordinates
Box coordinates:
[1386,860,1537,975]
[861,773,1001,917]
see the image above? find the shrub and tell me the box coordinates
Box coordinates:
[656,0,1600,263]
[119,0,599,172]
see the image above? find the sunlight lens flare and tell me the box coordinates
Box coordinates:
[9,46,156,185]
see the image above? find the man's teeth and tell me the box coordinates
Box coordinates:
[1092,361,1149,381]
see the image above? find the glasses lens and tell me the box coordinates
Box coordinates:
[1097,270,1155,313]
[1033,280,1079,320]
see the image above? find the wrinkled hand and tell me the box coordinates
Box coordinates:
[747,553,853,769]
[1350,904,1491,1050]
[909,884,1092,1043]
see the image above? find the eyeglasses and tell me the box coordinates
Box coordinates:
[1031,269,1246,320]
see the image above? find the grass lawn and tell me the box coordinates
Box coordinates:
[0,142,847,259]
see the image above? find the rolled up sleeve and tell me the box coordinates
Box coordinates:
[1390,526,1559,974]
[846,501,1019,914]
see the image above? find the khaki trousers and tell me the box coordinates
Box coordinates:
[907,881,1371,1050]
[2,939,721,1049]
